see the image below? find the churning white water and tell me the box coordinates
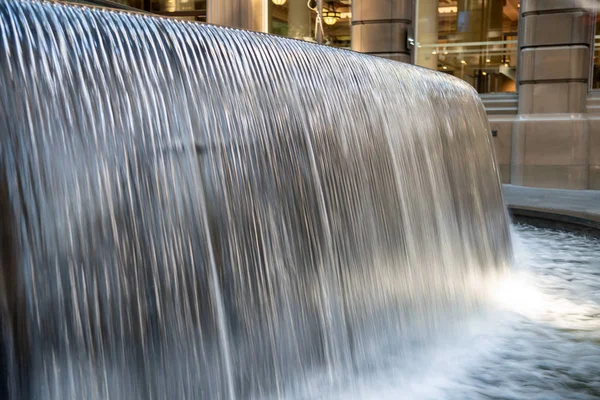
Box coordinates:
[297,224,600,400]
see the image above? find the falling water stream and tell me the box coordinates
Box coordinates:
[5,1,590,399]
[313,224,600,400]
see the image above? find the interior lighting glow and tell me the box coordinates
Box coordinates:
[438,6,458,13]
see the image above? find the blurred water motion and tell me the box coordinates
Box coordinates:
[309,226,600,400]
[0,1,511,399]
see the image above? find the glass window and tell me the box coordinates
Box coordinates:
[415,0,519,94]
[593,15,600,90]
[148,0,207,21]
[66,0,207,22]
[269,0,351,49]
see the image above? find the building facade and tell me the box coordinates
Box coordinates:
[75,0,600,189]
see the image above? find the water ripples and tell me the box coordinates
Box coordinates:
[327,225,600,400]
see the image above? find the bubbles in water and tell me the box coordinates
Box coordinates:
[338,225,600,400]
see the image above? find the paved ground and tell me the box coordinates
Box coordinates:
[503,184,600,222]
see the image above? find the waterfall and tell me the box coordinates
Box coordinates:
[0,1,511,399]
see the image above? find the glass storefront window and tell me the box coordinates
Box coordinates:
[269,0,351,48]
[593,15,600,90]
[415,0,519,94]
[148,0,207,21]
[68,0,207,22]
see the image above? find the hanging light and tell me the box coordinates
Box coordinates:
[323,2,341,25]
[272,0,286,5]
[438,6,458,13]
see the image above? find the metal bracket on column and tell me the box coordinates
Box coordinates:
[406,26,415,51]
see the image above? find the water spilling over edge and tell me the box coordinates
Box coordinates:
[0,1,511,398]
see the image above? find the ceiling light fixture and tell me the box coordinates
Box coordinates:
[438,6,458,13]
[323,2,341,25]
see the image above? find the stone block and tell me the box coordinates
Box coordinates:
[519,46,589,81]
[352,22,408,54]
[353,0,412,22]
[510,162,525,186]
[518,86,533,114]
[589,165,600,190]
[392,0,412,21]
[518,82,587,114]
[521,0,580,13]
[510,119,526,166]
[522,120,588,166]
[519,165,589,189]
[385,54,411,63]
[589,118,600,165]
[521,12,591,47]
[489,119,513,165]
[511,118,589,189]
[498,164,511,184]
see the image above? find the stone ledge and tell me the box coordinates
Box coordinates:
[503,183,600,215]
[504,183,600,234]
[508,206,600,236]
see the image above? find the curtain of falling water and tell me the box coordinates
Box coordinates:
[0,1,512,399]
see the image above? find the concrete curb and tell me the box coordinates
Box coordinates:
[507,205,600,237]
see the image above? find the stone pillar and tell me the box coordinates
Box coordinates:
[207,0,268,32]
[351,0,413,63]
[288,0,312,40]
[511,0,593,189]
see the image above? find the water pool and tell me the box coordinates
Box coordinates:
[300,224,600,400]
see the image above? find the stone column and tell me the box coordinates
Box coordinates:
[207,0,268,32]
[351,0,413,63]
[511,0,593,189]
[288,0,312,40]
